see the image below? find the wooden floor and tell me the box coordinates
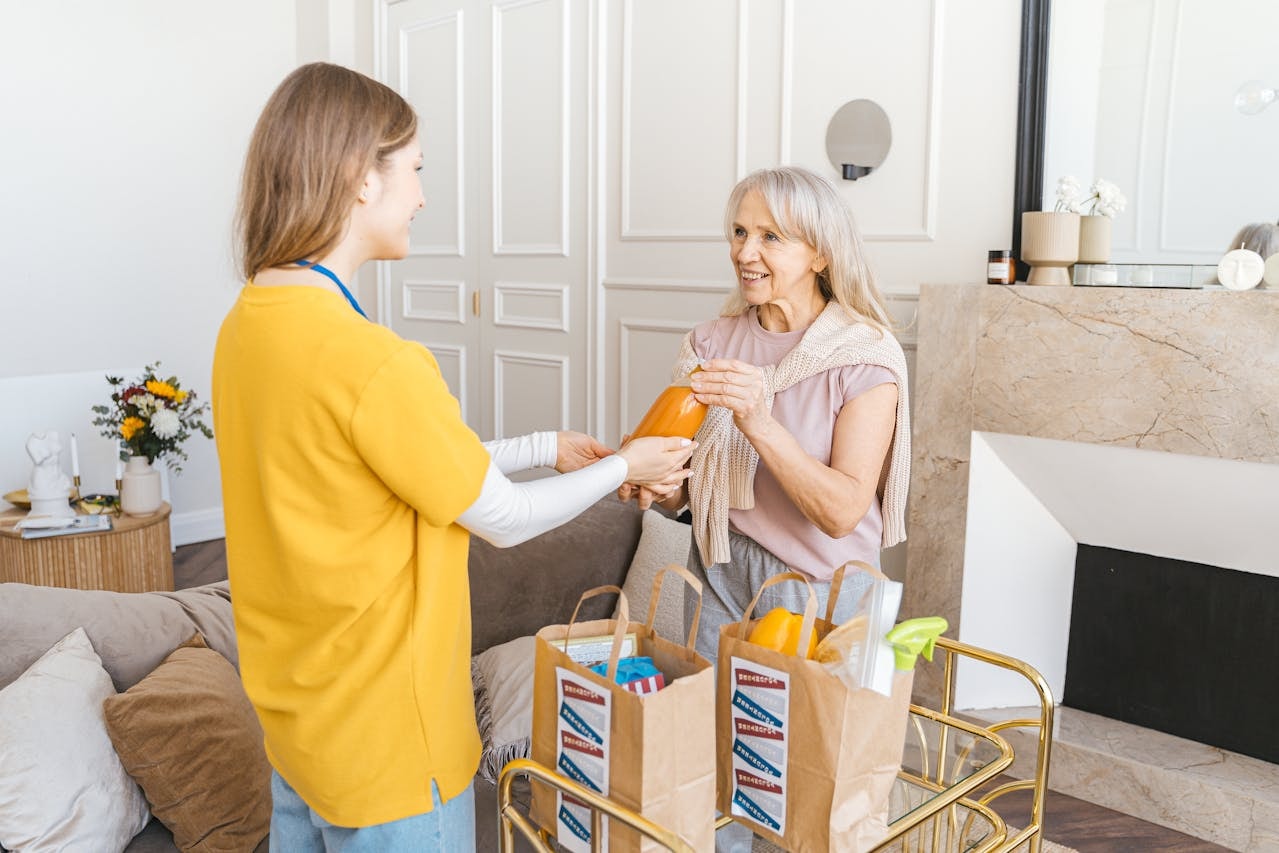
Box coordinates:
[175,540,1230,852]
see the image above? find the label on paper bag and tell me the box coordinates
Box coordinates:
[555,667,612,853]
[727,657,789,834]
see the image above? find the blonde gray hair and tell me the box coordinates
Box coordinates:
[720,166,891,331]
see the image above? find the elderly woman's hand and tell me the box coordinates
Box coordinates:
[689,358,769,428]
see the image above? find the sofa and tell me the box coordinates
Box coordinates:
[0,497,693,852]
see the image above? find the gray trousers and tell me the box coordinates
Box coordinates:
[682,530,874,852]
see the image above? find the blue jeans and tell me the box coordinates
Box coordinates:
[269,771,475,852]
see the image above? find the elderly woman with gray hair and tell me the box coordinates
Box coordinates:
[620,164,910,850]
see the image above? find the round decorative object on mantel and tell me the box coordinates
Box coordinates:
[1021,211,1080,286]
[120,456,163,517]
[1078,215,1112,264]
[1217,248,1265,291]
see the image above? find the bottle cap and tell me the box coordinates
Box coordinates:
[988,249,1011,260]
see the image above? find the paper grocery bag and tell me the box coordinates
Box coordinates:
[717,568,913,853]
[530,566,716,852]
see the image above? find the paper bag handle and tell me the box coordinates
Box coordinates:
[824,559,889,625]
[734,571,819,660]
[647,563,704,651]
[564,585,630,682]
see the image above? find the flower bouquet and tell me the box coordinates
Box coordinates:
[1056,176,1127,263]
[91,363,213,474]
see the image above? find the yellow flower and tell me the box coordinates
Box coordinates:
[146,379,178,399]
[121,416,146,440]
[175,389,188,403]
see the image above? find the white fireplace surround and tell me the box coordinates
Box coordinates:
[955,430,1279,712]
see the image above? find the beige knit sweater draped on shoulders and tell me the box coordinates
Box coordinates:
[673,302,911,567]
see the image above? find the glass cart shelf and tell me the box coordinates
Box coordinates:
[1072,262,1220,288]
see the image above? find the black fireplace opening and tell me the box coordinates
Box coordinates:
[1064,545,1279,764]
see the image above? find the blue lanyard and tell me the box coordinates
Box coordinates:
[294,260,368,319]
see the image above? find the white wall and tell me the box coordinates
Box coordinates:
[0,2,300,541]
[1,0,1026,548]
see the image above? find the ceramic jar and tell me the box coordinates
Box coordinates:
[1021,211,1080,286]
[120,456,162,517]
[1078,214,1112,264]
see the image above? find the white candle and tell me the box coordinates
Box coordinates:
[115,446,124,483]
[69,433,80,478]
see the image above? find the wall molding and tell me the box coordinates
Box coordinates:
[171,507,225,548]
[493,282,570,331]
[860,0,943,242]
[428,342,468,422]
[618,0,733,241]
[603,276,733,294]
[492,0,571,256]
[403,279,466,324]
[493,350,570,438]
[617,317,695,430]
[1157,0,1215,254]
[377,3,467,257]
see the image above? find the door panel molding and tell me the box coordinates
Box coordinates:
[492,0,571,256]
[493,282,570,331]
[403,279,467,323]
[493,350,571,438]
[427,341,469,422]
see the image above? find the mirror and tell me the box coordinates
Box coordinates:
[1015,0,1279,267]
[825,99,891,181]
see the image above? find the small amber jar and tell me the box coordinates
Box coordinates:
[987,250,1014,284]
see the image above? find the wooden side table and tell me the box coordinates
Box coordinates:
[0,504,174,592]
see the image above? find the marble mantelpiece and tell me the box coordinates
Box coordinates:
[904,283,1279,633]
[904,283,1279,849]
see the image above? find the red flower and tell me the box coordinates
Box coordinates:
[121,386,146,403]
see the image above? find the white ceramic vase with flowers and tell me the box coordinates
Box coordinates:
[91,363,213,517]
[1075,178,1127,263]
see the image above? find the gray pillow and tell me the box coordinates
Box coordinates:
[618,510,693,643]
[0,581,237,692]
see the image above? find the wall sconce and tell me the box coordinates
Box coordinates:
[825,99,891,181]
[1234,80,1276,116]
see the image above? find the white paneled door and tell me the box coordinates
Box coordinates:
[377,0,591,440]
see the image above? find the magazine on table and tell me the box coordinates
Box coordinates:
[17,515,113,539]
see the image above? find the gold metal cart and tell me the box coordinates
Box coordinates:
[498,636,1053,852]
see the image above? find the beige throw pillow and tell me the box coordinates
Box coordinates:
[102,634,271,853]
[0,627,151,852]
[471,635,536,782]
[618,510,693,642]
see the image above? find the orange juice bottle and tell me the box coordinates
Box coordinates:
[629,368,707,440]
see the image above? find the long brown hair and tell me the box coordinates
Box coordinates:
[721,166,891,331]
[235,62,417,280]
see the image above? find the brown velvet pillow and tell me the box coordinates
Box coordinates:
[102,634,271,853]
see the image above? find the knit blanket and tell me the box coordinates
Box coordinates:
[673,302,911,566]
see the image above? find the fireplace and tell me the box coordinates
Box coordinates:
[904,284,1279,849]
[1066,545,1279,765]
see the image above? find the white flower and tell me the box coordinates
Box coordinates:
[1082,178,1126,218]
[151,408,181,439]
[1054,175,1082,213]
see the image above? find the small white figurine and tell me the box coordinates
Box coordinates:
[26,431,75,519]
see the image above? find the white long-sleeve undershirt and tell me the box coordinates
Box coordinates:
[457,432,628,548]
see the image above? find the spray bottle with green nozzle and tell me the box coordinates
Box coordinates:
[885,617,949,671]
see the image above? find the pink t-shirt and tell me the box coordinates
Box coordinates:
[690,308,896,580]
